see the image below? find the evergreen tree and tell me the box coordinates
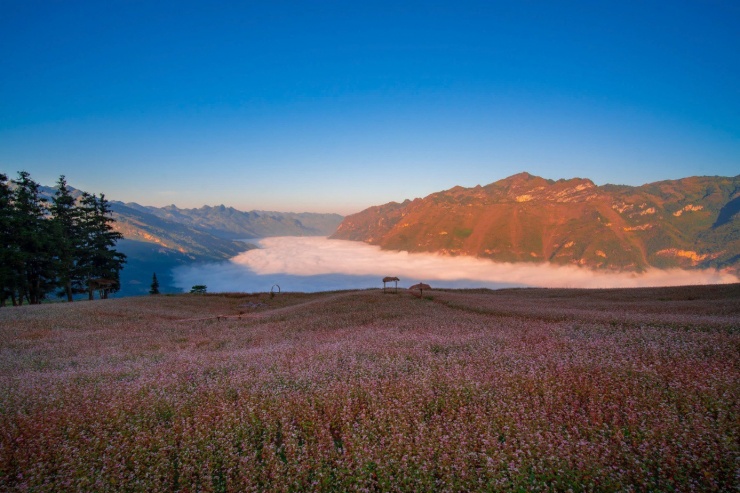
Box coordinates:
[10,171,57,304]
[50,175,82,301]
[149,272,160,295]
[78,192,126,300]
[0,174,15,306]
[0,171,126,307]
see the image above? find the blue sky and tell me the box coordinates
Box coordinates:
[1,1,738,214]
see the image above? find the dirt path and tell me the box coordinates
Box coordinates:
[174,290,373,322]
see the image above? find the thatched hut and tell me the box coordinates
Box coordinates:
[382,276,400,294]
[409,282,431,297]
[88,278,117,300]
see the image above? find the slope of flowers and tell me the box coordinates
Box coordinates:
[0,285,738,492]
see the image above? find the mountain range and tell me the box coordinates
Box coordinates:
[331,172,739,274]
[37,185,343,296]
[110,202,342,258]
[110,203,343,295]
[36,172,739,296]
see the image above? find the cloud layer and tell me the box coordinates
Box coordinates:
[172,237,739,293]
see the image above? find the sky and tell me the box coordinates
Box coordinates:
[1,0,738,215]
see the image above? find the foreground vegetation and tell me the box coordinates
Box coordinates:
[1,284,738,492]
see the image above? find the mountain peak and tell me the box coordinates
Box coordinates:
[479,173,598,203]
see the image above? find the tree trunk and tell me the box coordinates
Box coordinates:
[65,281,73,302]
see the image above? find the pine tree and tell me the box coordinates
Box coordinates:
[10,171,57,304]
[149,273,160,295]
[78,193,126,300]
[0,174,15,306]
[0,171,127,307]
[50,175,82,301]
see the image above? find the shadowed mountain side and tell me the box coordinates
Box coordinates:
[109,204,256,296]
[115,239,196,296]
[36,183,343,297]
[110,202,250,260]
[332,173,740,274]
[120,203,343,239]
[713,196,740,228]
[108,203,343,296]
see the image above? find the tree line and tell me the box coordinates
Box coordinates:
[0,171,126,306]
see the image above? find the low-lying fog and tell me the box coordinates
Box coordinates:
[172,237,738,293]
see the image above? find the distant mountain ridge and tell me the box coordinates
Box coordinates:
[37,184,343,295]
[108,202,342,296]
[109,202,249,261]
[122,203,343,240]
[331,172,740,274]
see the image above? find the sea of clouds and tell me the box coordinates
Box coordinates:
[172,237,739,293]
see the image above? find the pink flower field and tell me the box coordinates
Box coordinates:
[1,285,738,492]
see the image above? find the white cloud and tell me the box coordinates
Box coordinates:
[172,236,739,293]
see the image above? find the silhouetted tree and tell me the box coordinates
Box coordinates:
[50,175,82,301]
[78,193,126,300]
[0,171,126,307]
[0,174,14,306]
[10,171,57,304]
[149,272,160,295]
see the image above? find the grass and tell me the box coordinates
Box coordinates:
[0,285,738,492]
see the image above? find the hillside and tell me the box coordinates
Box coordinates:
[1,285,737,491]
[110,202,250,260]
[108,203,342,296]
[121,203,343,239]
[332,172,740,273]
[36,184,343,296]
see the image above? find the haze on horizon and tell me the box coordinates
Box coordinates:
[1,1,739,216]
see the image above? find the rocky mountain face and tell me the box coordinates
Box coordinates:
[332,173,739,273]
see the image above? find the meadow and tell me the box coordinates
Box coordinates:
[0,284,738,492]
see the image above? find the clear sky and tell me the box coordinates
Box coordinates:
[1,1,738,215]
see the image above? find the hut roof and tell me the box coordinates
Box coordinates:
[89,278,116,286]
[383,276,400,282]
[409,283,431,290]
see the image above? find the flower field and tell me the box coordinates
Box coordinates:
[1,284,738,492]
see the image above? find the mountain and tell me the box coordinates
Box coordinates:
[331,172,740,273]
[119,203,343,239]
[109,203,342,296]
[37,185,343,296]
[110,202,251,260]
[108,203,342,296]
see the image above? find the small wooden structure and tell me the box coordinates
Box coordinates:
[382,276,400,294]
[88,278,117,300]
[409,282,431,297]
